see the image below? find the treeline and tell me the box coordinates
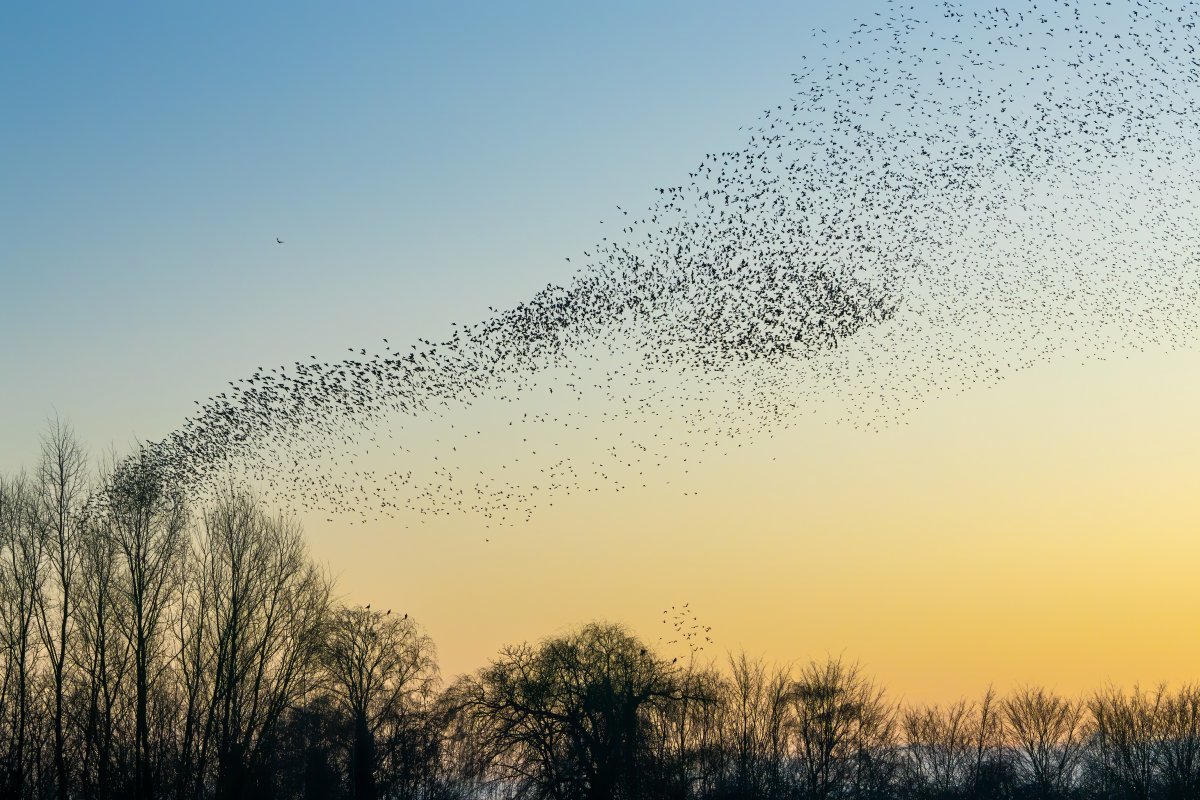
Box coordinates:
[3,424,1200,800]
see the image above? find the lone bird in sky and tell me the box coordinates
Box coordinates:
[275,238,284,244]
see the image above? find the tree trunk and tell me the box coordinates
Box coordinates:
[352,713,377,800]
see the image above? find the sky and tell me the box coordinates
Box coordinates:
[3,1,1199,704]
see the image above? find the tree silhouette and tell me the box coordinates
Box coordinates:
[322,604,437,799]
[98,452,188,800]
[460,622,683,800]
[1003,686,1086,800]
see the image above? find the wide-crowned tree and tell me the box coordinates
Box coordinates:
[458,622,683,800]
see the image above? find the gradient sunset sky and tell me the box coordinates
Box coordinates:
[3,1,1198,704]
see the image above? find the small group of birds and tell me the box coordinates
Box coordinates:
[128,0,1198,531]
[660,604,714,655]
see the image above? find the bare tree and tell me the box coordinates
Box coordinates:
[714,653,791,799]
[1086,684,1163,800]
[171,526,214,800]
[644,659,722,799]
[32,418,88,800]
[968,687,1010,799]
[897,689,1011,800]
[322,603,438,800]
[74,506,135,800]
[1002,686,1086,800]
[901,699,977,798]
[99,452,188,800]
[438,677,503,798]
[193,491,330,799]
[1155,684,1200,800]
[0,474,46,800]
[788,656,896,800]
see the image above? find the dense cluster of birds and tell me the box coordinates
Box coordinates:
[136,0,1199,525]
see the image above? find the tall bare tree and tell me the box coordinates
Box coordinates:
[1002,686,1086,800]
[717,653,791,798]
[1157,684,1200,800]
[74,505,134,800]
[644,660,722,799]
[99,452,188,800]
[193,491,330,800]
[172,525,214,800]
[32,419,88,800]
[1087,684,1163,800]
[788,656,896,800]
[0,474,45,800]
[901,698,977,798]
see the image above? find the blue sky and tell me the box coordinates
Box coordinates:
[1,0,886,468]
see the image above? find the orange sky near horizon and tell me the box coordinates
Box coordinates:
[292,345,1200,706]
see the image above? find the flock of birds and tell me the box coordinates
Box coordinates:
[134,0,1198,527]
[660,604,715,656]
